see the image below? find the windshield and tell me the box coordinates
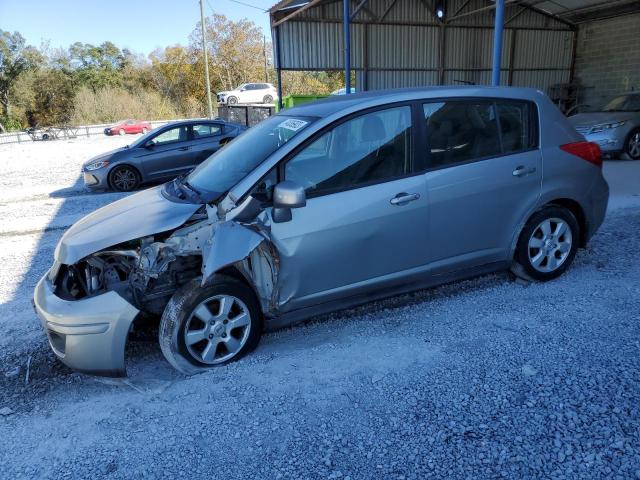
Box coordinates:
[185,115,315,200]
[602,95,640,112]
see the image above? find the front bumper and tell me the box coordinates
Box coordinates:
[33,274,139,376]
[581,129,629,155]
[83,170,109,190]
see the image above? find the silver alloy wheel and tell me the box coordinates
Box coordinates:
[112,168,137,191]
[142,127,148,134]
[628,132,640,159]
[527,217,573,273]
[184,295,251,365]
[119,128,125,136]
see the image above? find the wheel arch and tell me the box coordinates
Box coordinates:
[107,163,143,189]
[546,198,588,247]
[511,197,588,258]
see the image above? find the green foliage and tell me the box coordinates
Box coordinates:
[0,113,22,132]
[2,15,348,128]
[71,86,178,124]
[0,30,43,117]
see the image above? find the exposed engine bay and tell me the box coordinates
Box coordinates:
[52,205,279,317]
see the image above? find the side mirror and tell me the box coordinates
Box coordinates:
[272,180,306,223]
[144,140,155,149]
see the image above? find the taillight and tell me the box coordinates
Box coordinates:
[560,141,602,167]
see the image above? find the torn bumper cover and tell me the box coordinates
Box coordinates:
[33,274,139,376]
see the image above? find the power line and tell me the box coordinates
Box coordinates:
[207,0,268,13]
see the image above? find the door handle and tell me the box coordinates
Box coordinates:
[512,165,536,177]
[179,146,190,151]
[390,192,420,206]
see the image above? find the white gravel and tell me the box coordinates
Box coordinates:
[0,135,639,479]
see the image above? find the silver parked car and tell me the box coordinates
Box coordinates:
[568,93,640,160]
[34,87,609,376]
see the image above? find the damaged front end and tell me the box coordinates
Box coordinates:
[36,198,281,376]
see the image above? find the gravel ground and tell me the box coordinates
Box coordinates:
[0,136,639,479]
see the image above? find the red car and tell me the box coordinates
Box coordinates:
[104,119,152,136]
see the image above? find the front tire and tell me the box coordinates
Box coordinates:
[159,276,263,375]
[512,206,579,282]
[142,127,148,134]
[119,128,125,136]
[227,96,238,105]
[625,128,640,160]
[109,165,140,192]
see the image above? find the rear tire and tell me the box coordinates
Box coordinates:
[109,165,140,192]
[511,206,579,282]
[142,127,148,134]
[159,276,263,375]
[263,95,273,104]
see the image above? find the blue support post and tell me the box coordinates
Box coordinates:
[343,0,351,94]
[274,25,284,110]
[491,0,505,86]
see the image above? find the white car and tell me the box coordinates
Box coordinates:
[217,83,278,105]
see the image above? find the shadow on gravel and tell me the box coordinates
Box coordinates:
[0,172,166,412]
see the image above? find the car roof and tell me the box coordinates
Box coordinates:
[283,86,546,118]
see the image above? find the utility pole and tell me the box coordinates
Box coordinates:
[199,0,214,118]
[263,35,269,83]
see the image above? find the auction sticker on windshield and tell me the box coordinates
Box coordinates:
[279,118,308,132]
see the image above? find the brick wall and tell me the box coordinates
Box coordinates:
[574,13,640,109]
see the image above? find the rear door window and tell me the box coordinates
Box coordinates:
[191,123,222,139]
[496,101,534,153]
[422,99,537,168]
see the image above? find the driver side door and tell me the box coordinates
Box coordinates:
[136,125,191,180]
[267,105,431,312]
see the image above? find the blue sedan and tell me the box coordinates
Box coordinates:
[83,119,247,191]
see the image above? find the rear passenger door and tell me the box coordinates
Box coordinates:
[187,123,226,168]
[421,98,541,272]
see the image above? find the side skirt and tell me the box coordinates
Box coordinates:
[265,261,509,332]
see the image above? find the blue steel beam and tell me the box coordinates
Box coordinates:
[491,0,505,86]
[344,0,351,94]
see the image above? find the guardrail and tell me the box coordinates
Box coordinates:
[0,120,177,146]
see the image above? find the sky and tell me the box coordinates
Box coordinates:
[0,0,274,57]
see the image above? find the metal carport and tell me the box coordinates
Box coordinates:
[269,0,640,110]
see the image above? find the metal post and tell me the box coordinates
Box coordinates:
[274,26,283,110]
[491,0,505,86]
[200,0,214,119]
[343,0,351,94]
[263,35,269,83]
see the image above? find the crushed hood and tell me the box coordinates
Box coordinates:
[55,186,202,264]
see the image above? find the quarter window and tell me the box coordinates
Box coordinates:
[285,106,413,195]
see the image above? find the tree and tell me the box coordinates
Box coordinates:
[0,31,42,117]
[68,41,130,91]
[190,14,266,93]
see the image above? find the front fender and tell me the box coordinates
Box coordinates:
[201,221,266,285]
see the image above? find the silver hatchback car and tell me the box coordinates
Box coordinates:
[34,87,609,376]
